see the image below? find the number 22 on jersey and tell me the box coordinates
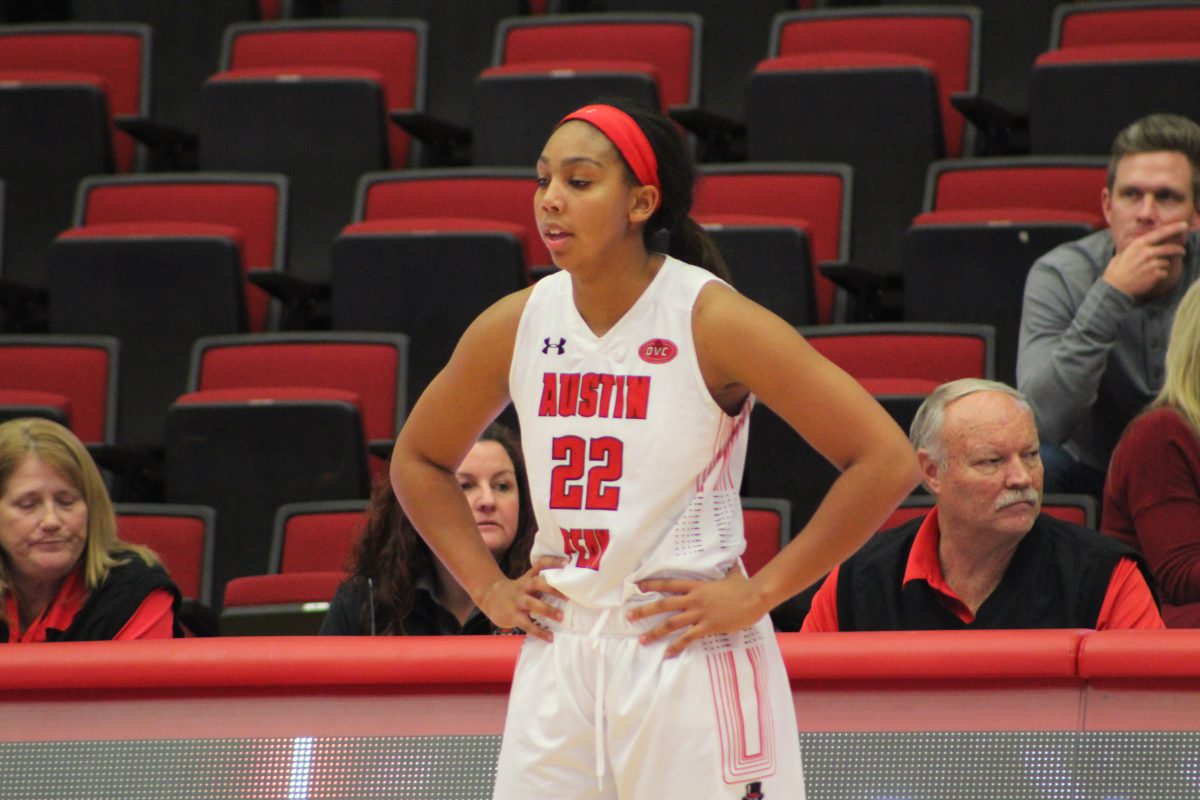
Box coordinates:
[550,435,623,569]
[549,435,623,510]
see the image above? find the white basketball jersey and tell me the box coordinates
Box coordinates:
[510,256,752,608]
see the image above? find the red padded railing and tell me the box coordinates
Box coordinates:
[2,630,1198,742]
[0,635,523,693]
[782,629,1085,680]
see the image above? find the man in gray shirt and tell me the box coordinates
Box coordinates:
[1018,113,1200,498]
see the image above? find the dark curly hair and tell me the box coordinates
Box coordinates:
[346,423,535,635]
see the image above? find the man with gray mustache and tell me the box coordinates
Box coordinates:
[801,379,1164,631]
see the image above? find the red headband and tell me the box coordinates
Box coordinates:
[560,104,660,191]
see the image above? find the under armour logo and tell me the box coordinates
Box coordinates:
[742,782,765,800]
[542,337,566,355]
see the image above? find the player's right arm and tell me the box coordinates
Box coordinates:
[389,287,563,640]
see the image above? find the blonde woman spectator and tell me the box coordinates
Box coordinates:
[1105,280,1200,627]
[0,418,180,642]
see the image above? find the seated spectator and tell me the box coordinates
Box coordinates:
[321,423,540,635]
[802,379,1163,632]
[0,418,181,642]
[1017,113,1200,499]
[1104,280,1200,627]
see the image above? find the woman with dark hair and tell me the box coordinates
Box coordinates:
[321,423,536,635]
[391,99,920,797]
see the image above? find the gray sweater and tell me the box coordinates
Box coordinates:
[1017,227,1200,471]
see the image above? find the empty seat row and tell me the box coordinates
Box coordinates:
[106,498,361,635]
[5,148,1112,385]
[0,152,1109,446]
[3,0,552,132]
[3,171,525,441]
[3,4,1196,292]
[1,165,850,414]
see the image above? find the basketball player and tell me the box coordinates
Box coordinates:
[390,100,921,798]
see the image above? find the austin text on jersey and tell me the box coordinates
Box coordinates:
[538,372,651,419]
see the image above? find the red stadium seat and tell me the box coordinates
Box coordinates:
[1052,0,1200,48]
[187,332,409,459]
[0,23,149,172]
[352,167,545,272]
[768,7,979,159]
[200,20,426,289]
[0,24,148,311]
[333,169,533,408]
[1028,2,1200,154]
[115,503,218,635]
[269,499,368,574]
[919,156,1108,219]
[494,13,699,111]
[0,335,117,446]
[802,323,994,390]
[470,13,700,166]
[164,333,404,600]
[748,7,980,283]
[219,571,347,635]
[903,156,1108,383]
[694,163,852,324]
[221,20,426,169]
[396,13,698,167]
[741,497,791,577]
[72,174,287,333]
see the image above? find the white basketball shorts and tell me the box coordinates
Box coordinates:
[492,600,806,799]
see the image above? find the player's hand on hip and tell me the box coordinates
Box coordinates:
[628,570,766,657]
[478,558,568,642]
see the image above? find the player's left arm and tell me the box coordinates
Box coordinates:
[631,284,921,654]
